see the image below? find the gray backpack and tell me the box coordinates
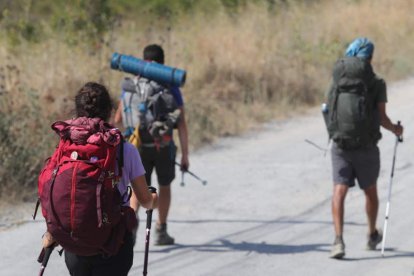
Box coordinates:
[326,57,376,149]
[121,77,180,144]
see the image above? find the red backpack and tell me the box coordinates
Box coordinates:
[34,117,137,256]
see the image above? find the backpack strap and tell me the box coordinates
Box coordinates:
[48,166,69,232]
[120,185,133,205]
[117,136,124,177]
[122,77,140,136]
[122,93,135,132]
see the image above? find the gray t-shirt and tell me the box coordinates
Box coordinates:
[370,75,387,139]
[371,75,387,103]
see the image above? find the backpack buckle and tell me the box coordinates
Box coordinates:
[102,213,109,225]
[112,178,120,188]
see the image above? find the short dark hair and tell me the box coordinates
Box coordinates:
[75,82,113,121]
[143,44,164,64]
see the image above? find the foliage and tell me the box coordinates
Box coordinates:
[0,0,291,47]
[1,0,414,202]
[0,0,114,46]
[0,63,55,199]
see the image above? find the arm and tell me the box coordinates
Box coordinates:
[113,101,123,125]
[378,102,403,136]
[130,175,158,210]
[177,106,190,171]
[129,191,139,212]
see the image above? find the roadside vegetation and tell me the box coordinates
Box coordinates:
[1,0,414,201]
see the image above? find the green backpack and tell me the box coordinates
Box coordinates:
[326,56,376,149]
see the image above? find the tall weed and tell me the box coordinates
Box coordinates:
[1,0,414,201]
[0,62,55,200]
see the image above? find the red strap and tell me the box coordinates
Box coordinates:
[102,146,113,169]
[96,173,104,228]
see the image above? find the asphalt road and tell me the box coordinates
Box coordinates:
[1,79,413,276]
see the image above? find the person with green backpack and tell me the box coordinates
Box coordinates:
[323,37,403,259]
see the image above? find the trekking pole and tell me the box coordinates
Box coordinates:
[143,186,157,276]
[37,245,54,276]
[381,121,403,257]
[175,161,207,186]
[180,170,185,187]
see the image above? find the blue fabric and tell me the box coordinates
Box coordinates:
[345,37,374,59]
[170,86,184,107]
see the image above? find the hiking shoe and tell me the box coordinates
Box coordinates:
[366,229,382,250]
[155,223,175,246]
[330,240,345,259]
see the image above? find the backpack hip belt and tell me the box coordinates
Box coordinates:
[140,134,172,149]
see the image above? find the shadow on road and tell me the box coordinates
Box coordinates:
[167,218,365,227]
[216,239,329,254]
[341,248,414,261]
[138,240,329,255]
[135,217,365,256]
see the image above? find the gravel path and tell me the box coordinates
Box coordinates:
[1,79,413,276]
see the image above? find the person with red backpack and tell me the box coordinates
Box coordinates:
[39,82,158,275]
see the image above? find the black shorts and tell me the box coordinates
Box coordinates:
[139,142,177,186]
[331,142,380,189]
[64,232,134,276]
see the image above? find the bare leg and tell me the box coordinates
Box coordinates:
[157,185,171,225]
[155,184,174,245]
[332,184,349,238]
[363,184,379,234]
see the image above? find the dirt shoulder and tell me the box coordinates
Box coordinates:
[0,201,36,231]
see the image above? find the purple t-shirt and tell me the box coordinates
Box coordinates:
[170,86,184,107]
[117,142,146,205]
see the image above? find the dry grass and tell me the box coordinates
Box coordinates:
[1,0,414,201]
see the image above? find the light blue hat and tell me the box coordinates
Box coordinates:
[345,37,374,59]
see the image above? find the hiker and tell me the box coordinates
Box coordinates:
[324,37,403,259]
[40,82,158,275]
[114,44,190,245]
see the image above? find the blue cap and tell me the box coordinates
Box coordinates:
[345,37,374,59]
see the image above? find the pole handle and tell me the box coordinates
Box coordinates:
[148,186,157,194]
[37,248,45,264]
[146,186,156,228]
[42,247,53,267]
[396,121,403,142]
[38,245,54,276]
[146,209,153,232]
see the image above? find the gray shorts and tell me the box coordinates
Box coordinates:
[331,142,380,189]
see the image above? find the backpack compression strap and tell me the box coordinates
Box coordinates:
[117,136,124,177]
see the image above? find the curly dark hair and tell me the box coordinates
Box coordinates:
[75,82,113,121]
